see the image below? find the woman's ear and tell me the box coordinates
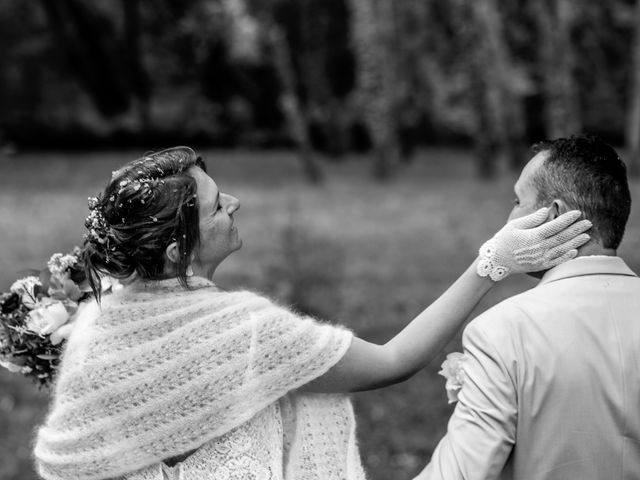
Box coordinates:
[164,241,180,265]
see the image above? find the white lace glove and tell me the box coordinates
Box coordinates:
[477,208,592,281]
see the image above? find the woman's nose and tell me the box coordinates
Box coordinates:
[222,194,240,214]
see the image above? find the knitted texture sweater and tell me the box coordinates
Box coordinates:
[34,277,364,480]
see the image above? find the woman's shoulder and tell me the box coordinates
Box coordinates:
[108,277,304,326]
[218,289,294,318]
[113,276,267,303]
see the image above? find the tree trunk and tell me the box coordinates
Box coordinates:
[534,0,581,139]
[347,0,399,179]
[40,0,131,117]
[468,71,497,179]
[269,26,324,184]
[625,1,640,177]
[394,0,431,164]
[122,0,152,132]
[471,0,528,176]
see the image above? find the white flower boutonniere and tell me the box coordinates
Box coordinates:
[438,352,467,403]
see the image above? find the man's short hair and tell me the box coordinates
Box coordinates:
[531,135,631,250]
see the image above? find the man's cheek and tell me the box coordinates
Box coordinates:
[508,204,538,223]
[507,207,520,222]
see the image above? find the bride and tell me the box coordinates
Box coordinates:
[33,147,590,480]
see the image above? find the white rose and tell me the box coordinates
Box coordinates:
[48,273,82,302]
[26,300,70,336]
[438,352,467,404]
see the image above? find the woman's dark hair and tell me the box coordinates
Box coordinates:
[83,146,206,300]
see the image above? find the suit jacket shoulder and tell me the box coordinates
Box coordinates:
[463,289,536,355]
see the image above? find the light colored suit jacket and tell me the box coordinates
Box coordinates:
[416,256,640,480]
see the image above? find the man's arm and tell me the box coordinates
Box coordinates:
[415,308,520,480]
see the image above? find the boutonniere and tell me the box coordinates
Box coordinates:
[438,352,467,403]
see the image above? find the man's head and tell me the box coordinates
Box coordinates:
[509,135,631,252]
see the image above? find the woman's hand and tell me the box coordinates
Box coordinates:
[477,208,592,281]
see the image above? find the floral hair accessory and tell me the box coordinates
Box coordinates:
[438,352,467,403]
[85,196,110,245]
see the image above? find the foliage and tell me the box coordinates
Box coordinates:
[0,0,638,164]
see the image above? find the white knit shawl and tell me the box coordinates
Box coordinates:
[34,277,361,480]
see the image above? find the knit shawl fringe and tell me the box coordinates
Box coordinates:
[34,277,357,480]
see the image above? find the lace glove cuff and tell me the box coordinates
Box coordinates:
[477,208,592,282]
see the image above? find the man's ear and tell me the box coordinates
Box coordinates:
[164,241,180,265]
[546,199,569,221]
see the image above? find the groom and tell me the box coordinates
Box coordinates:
[416,135,640,480]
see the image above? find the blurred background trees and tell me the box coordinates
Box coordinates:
[1,0,639,178]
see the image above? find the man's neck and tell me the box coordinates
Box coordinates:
[576,241,616,258]
[528,241,616,279]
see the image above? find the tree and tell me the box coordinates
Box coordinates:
[122,0,152,131]
[532,0,581,138]
[39,0,135,117]
[236,0,324,182]
[269,25,324,183]
[276,0,355,158]
[347,0,400,179]
[468,0,529,177]
[626,0,640,176]
[391,0,431,162]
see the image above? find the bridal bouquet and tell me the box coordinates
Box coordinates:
[0,248,92,386]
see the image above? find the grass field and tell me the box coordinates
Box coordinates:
[1,149,639,480]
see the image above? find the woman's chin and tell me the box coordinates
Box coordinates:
[231,227,242,250]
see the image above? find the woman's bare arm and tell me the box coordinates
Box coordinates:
[300,258,493,393]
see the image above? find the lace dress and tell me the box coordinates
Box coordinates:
[122,402,284,480]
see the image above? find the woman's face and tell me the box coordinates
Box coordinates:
[188,166,241,275]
